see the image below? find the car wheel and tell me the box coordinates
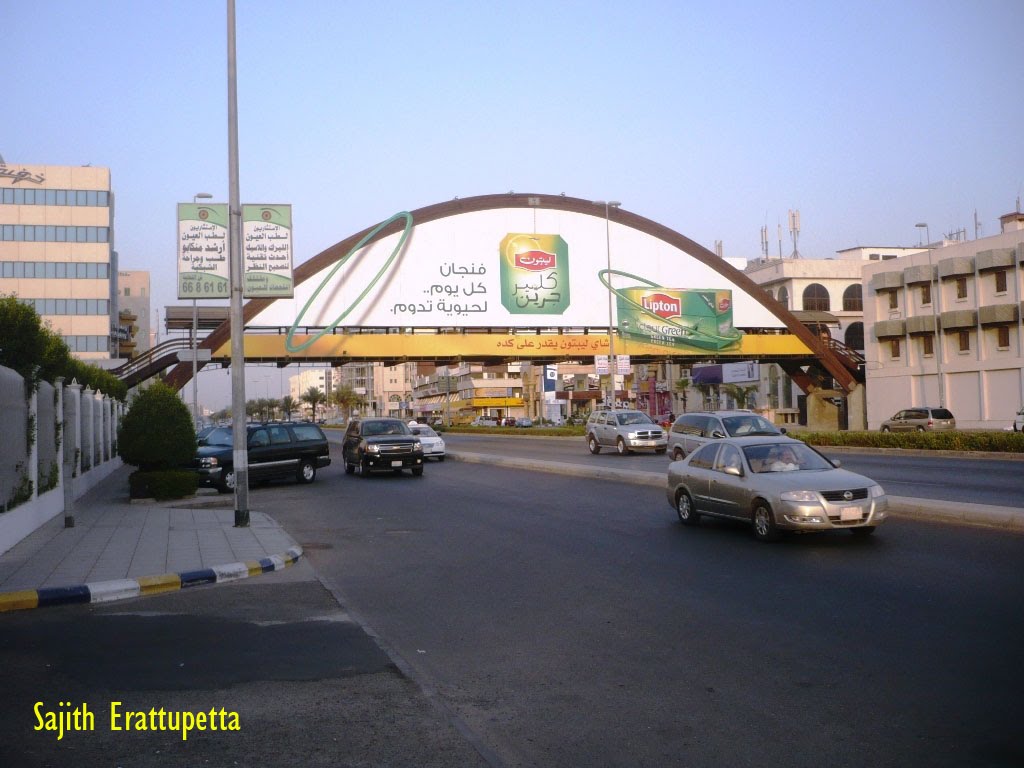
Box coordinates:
[359,459,370,478]
[297,460,316,484]
[616,438,629,455]
[344,463,355,475]
[752,501,781,542]
[676,490,700,526]
[218,467,235,494]
[412,466,424,477]
[587,435,601,454]
[851,526,876,537]
[880,426,890,433]
[672,447,685,461]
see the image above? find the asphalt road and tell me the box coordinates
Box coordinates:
[439,432,1024,508]
[277,455,1024,768]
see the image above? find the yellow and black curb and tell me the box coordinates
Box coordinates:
[0,546,303,613]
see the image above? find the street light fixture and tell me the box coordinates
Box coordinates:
[191,192,213,429]
[595,200,621,408]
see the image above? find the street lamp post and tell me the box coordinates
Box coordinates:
[595,200,621,407]
[916,222,945,407]
[191,192,213,428]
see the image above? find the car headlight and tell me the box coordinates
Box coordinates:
[780,490,820,503]
[627,431,639,440]
[868,484,886,498]
[199,457,218,468]
[412,440,423,452]
[364,442,380,454]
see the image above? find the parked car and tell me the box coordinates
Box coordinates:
[667,411,784,460]
[585,409,667,455]
[1015,407,1024,432]
[515,417,533,428]
[470,416,499,427]
[409,423,445,461]
[342,418,424,477]
[192,422,331,493]
[666,436,888,541]
[880,407,956,432]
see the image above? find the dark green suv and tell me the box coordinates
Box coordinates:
[193,422,331,492]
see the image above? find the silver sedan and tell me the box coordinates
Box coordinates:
[665,436,888,541]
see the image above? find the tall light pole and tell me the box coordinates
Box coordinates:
[227,0,249,526]
[191,192,213,428]
[595,200,621,407]
[916,222,944,407]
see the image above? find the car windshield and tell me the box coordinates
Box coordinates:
[203,427,233,446]
[722,415,780,436]
[363,420,410,436]
[412,426,438,438]
[616,412,654,426]
[743,442,834,473]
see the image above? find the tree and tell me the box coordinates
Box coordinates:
[119,382,195,471]
[301,386,326,421]
[674,376,691,413]
[280,395,297,420]
[331,384,364,419]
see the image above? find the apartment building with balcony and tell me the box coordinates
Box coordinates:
[863,212,1024,429]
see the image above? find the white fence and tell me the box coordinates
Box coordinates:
[0,365,124,556]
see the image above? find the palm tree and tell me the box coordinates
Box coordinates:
[280,395,297,421]
[674,376,691,413]
[301,386,326,422]
[331,384,365,421]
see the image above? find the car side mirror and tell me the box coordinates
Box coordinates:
[779,427,787,435]
[830,459,842,468]
[723,465,742,477]
[711,430,726,439]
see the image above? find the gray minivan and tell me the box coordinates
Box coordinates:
[879,407,955,432]
[667,410,784,460]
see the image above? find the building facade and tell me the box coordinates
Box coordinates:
[116,270,151,358]
[0,163,116,360]
[863,213,1024,430]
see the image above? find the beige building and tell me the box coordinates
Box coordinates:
[863,212,1024,430]
[116,270,151,358]
[0,162,115,361]
[336,362,418,419]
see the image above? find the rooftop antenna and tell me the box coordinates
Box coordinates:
[777,222,783,259]
[974,209,981,239]
[788,209,801,258]
[714,239,724,258]
[760,225,769,259]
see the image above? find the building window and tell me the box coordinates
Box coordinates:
[920,283,931,305]
[844,322,864,351]
[802,283,830,312]
[124,287,131,297]
[997,326,1010,349]
[777,286,789,309]
[842,284,863,311]
[890,338,901,359]
[921,334,934,356]
[994,270,1007,294]
[888,290,898,310]
[956,277,968,299]
[958,330,970,352]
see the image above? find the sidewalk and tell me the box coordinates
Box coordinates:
[0,465,303,612]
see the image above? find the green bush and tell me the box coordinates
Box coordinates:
[119,382,196,471]
[793,429,1024,453]
[129,470,198,500]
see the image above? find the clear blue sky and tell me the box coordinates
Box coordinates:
[6,1,1023,406]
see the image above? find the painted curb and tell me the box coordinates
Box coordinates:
[0,546,303,614]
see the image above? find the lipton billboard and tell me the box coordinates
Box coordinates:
[250,206,784,354]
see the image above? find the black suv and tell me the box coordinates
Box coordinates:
[193,422,331,492]
[342,418,425,477]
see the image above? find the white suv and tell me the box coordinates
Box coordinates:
[585,410,667,455]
